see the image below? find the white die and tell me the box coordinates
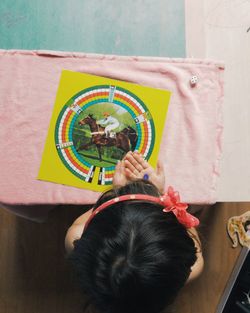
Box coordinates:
[190,75,198,86]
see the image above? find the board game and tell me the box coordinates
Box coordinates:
[38,70,171,191]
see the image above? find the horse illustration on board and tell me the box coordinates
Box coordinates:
[77,114,138,161]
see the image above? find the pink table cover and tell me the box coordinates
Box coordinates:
[0,49,224,214]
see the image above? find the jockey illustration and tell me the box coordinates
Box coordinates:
[97,112,120,138]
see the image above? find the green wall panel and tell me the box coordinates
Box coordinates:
[0,0,185,57]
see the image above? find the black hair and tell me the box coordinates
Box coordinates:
[69,180,197,313]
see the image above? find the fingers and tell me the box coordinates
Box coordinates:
[131,152,149,170]
[124,167,138,180]
[124,159,141,175]
[125,152,143,171]
[115,160,125,176]
[115,160,121,170]
[124,151,149,173]
[115,160,122,172]
[122,151,162,183]
[113,160,127,187]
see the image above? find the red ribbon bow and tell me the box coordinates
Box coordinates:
[160,186,199,228]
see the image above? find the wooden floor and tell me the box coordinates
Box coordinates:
[0,203,249,313]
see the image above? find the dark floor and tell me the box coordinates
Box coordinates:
[0,203,248,313]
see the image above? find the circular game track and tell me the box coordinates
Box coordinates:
[55,85,155,185]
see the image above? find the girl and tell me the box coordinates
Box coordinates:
[65,152,204,313]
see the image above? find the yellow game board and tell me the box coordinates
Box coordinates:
[38,70,171,191]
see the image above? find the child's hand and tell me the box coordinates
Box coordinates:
[124,152,165,194]
[112,160,130,188]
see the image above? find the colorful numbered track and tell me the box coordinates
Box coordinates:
[55,85,155,185]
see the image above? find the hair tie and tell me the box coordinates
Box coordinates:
[160,186,199,228]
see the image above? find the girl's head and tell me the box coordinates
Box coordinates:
[69,181,198,313]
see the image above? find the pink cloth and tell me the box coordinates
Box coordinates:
[0,49,224,212]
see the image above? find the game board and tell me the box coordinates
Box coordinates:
[38,70,171,191]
